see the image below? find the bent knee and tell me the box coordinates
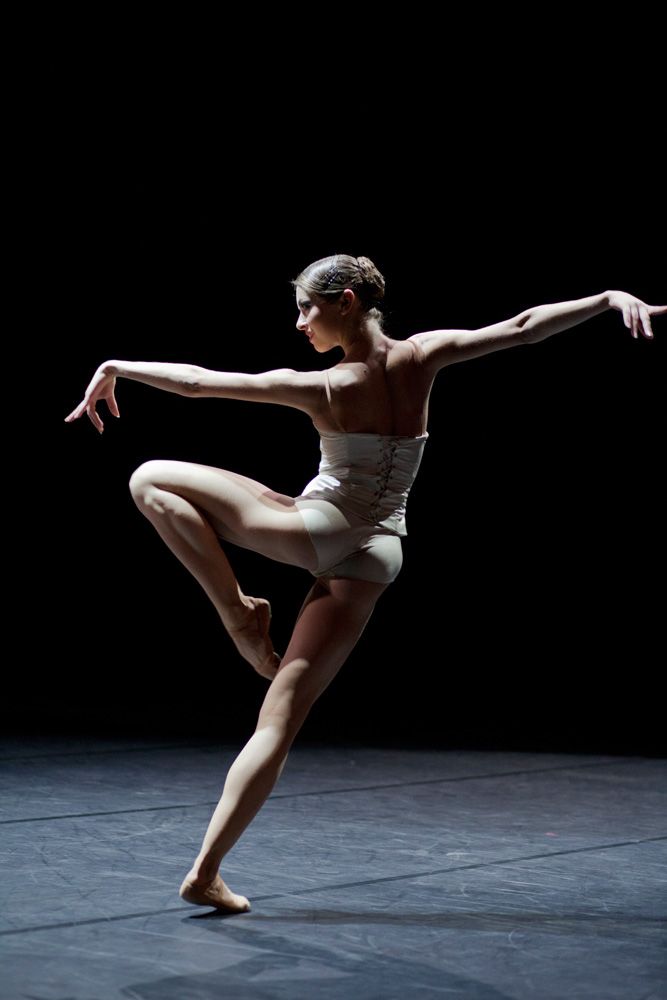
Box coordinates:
[128,460,175,500]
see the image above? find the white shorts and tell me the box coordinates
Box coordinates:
[294,497,404,585]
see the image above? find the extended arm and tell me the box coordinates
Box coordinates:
[102,361,324,414]
[103,360,202,395]
[64,360,327,433]
[518,291,611,343]
[410,289,666,379]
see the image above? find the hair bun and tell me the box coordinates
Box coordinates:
[356,256,385,302]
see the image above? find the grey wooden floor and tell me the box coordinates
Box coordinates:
[1,737,665,999]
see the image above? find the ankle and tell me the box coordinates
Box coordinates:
[188,857,220,884]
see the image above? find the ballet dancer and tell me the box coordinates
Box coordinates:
[64,253,665,912]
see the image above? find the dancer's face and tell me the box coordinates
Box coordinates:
[295,287,341,353]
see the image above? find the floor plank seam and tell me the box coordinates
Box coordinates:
[2,834,665,937]
[1,758,656,826]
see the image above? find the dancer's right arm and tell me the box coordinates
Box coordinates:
[64,361,326,434]
[63,360,200,434]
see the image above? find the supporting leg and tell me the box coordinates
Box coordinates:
[179,723,292,912]
[179,576,388,912]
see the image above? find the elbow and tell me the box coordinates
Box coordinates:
[186,366,212,396]
[516,312,536,344]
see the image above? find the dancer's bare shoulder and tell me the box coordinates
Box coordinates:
[322,336,433,435]
[407,319,529,374]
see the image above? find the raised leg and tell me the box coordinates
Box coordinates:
[128,459,319,679]
[178,574,389,912]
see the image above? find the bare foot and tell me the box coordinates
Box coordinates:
[179,872,251,912]
[226,596,281,680]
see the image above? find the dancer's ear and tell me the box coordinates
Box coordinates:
[339,289,355,314]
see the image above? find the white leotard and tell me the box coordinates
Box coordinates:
[295,427,429,535]
[293,369,429,584]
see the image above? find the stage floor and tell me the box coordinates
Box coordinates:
[1,736,665,999]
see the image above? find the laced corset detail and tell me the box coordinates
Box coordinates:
[368,436,401,522]
[296,429,429,535]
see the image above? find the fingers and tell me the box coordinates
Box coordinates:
[623,303,652,339]
[629,300,666,338]
[64,401,86,422]
[617,296,664,340]
[622,304,634,337]
[638,305,654,339]
[87,403,104,434]
[63,399,104,433]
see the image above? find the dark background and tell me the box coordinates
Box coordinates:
[20,59,665,755]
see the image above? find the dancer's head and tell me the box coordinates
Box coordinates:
[291,254,386,354]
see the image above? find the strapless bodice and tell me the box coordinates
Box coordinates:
[295,428,429,534]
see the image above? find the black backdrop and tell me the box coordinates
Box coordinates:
[27,92,665,755]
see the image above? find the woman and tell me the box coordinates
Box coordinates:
[64,253,664,913]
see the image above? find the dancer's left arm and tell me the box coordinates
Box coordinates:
[412,290,666,376]
[522,290,665,343]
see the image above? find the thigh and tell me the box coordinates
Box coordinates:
[130,459,319,572]
[257,576,389,734]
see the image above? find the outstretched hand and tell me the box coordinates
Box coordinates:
[607,291,667,339]
[64,364,120,435]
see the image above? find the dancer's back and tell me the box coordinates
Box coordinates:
[314,335,433,438]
